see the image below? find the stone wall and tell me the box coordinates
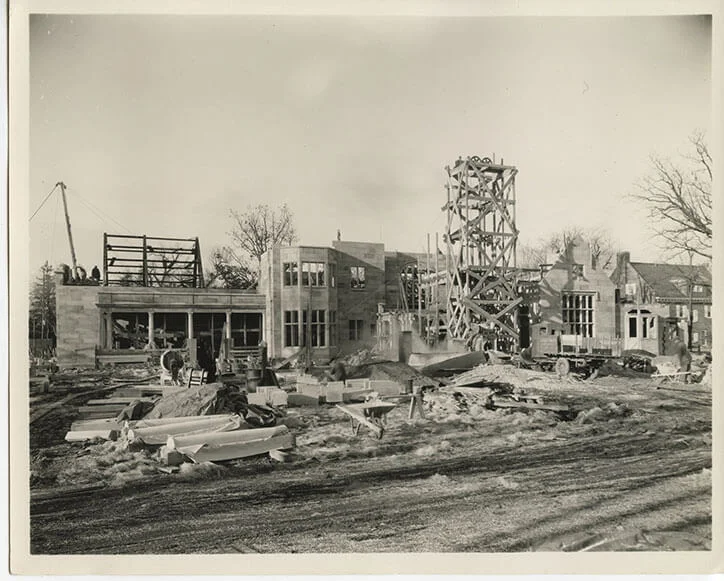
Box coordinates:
[332,241,386,353]
[538,239,617,339]
[55,274,101,368]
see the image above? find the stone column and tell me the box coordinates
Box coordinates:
[225,311,232,339]
[148,311,155,349]
[105,312,113,349]
[187,311,194,339]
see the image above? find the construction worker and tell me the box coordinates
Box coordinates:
[91,265,101,282]
[674,339,692,383]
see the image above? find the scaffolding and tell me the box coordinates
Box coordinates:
[443,156,521,350]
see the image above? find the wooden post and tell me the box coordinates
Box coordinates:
[103,232,108,286]
[435,232,440,340]
[142,235,148,287]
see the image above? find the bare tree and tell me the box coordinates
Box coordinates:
[205,246,258,289]
[228,203,298,265]
[631,133,712,261]
[518,227,616,272]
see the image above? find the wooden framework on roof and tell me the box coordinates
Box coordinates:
[443,156,521,349]
[103,233,204,288]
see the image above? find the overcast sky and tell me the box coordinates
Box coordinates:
[29,14,712,274]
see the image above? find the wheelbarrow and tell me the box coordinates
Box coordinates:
[336,401,397,439]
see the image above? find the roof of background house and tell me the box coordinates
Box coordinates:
[630,262,712,299]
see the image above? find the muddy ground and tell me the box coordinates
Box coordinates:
[29,365,712,554]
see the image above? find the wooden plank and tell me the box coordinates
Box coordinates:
[176,432,295,463]
[168,425,289,449]
[128,415,245,445]
[65,429,119,442]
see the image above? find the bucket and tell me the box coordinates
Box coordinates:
[246,368,262,392]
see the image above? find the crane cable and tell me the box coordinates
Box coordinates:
[29,183,59,221]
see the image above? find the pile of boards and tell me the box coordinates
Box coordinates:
[65,383,295,466]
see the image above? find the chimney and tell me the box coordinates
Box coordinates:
[616,251,631,284]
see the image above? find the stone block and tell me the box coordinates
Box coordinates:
[368,379,402,396]
[344,378,370,390]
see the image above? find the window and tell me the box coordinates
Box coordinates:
[329,263,336,288]
[571,264,584,279]
[111,312,149,350]
[693,284,704,293]
[628,316,637,338]
[283,262,298,286]
[302,262,325,286]
[312,310,325,347]
[675,304,688,319]
[301,310,326,347]
[693,309,699,323]
[350,266,366,289]
[625,283,637,298]
[561,293,595,337]
[230,313,262,348]
[234,314,260,347]
[693,332,700,344]
[284,311,299,347]
[349,319,364,340]
[329,310,337,346]
[705,305,712,318]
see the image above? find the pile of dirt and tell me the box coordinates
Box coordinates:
[143,383,248,419]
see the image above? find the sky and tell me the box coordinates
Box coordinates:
[28,14,712,274]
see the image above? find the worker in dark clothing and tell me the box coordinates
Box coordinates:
[91,265,101,282]
[674,339,692,383]
[324,359,347,383]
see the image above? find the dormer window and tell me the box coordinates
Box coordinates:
[571,264,584,279]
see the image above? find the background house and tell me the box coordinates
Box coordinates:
[611,252,712,354]
[534,236,617,342]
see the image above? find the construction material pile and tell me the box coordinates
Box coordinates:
[60,382,295,483]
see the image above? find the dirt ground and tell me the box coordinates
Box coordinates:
[29,364,712,554]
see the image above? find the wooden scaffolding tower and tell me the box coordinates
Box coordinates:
[443,156,521,349]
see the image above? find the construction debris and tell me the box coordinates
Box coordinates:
[168,425,295,463]
[126,414,247,446]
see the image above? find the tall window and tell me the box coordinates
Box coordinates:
[283,262,298,286]
[349,319,364,340]
[302,262,325,286]
[284,310,299,347]
[329,263,337,288]
[312,310,326,347]
[561,293,595,337]
[693,309,699,323]
[230,313,262,348]
[329,310,337,346]
[705,305,712,318]
[301,309,326,347]
[350,266,366,289]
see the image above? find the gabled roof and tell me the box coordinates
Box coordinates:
[630,262,712,300]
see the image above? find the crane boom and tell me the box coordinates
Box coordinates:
[57,181,78,278]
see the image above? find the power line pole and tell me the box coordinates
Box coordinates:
[57,182,78,279]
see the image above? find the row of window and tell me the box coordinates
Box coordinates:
[284,310,338,347]
[283,262,366,289]
[283,310,369,347]
[674,304,712,321]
